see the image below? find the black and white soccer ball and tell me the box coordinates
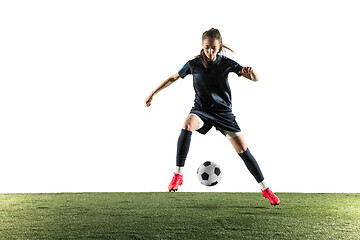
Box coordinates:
[197,161,222,186]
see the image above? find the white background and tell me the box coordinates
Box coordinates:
[1,0,359,193]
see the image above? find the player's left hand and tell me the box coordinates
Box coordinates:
[239,66,253,74]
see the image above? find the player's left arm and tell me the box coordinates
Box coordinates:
[240,67,259,82]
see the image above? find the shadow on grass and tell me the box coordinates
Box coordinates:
[184,204,267,210]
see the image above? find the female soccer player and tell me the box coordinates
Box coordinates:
[145,28,280,205]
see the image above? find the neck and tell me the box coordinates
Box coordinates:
[208,55,218,62]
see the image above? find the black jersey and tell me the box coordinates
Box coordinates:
[178,55,243,112]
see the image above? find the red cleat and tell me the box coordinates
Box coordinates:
[168,173,183,192]
[262,188,280,206]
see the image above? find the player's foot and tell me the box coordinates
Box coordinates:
[262,188,280,206]
[168,173,183,192]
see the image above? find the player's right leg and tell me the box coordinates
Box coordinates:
[168,114,202,192]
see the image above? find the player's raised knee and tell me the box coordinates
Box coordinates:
[182,115,199,131]
[182,122,195,131]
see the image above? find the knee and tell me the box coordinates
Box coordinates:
[182,122,194,132]
[229,135,248,154]
[237,146,248,154]
[182,115,199,131]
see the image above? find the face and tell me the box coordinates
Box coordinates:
[202,37,221,61]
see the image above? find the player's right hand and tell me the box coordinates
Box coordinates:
[145,94,153,107]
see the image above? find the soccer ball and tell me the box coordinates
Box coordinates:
[197,161,222,186]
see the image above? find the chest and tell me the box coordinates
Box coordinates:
[192,63,230,85]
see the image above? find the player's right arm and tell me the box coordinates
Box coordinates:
[145,72,180,107]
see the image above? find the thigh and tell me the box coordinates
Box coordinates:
[228,134,248,154]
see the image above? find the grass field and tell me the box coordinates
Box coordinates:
[0,192,359,239]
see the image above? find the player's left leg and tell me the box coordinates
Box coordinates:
[226,133,264,182]
[224,131,280,205]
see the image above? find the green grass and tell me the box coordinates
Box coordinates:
[0,193,359,239]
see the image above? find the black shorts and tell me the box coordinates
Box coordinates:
[189,109,241,136]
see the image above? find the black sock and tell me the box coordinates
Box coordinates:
[176,129,192,167]
[239,148,264,183]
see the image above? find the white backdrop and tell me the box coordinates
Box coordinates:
[1,0,359,193]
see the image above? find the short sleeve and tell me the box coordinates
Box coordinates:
[230,60,243,77]
[178,61,191,78]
